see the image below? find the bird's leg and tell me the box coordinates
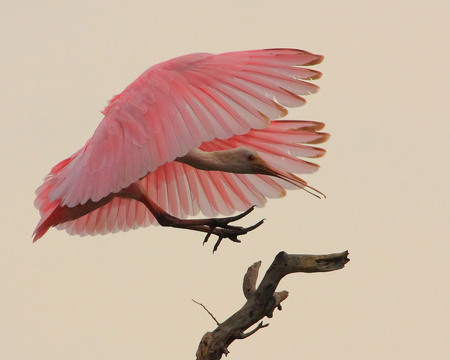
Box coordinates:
[129,184,263,251]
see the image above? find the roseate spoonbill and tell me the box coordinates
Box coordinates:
[33,48,329,251]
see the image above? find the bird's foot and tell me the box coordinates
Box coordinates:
[155,205,263,252]
[200,206,264,252]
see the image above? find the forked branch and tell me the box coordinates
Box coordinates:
[195,250,350,360]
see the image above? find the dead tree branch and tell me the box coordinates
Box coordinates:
[195,250,350,360]
[192,299,221,326]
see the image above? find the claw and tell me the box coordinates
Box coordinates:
[227,205,256,222]
[245,219,265,232]
[228,234,241,243]
[213,236,224,253]
[208,206,256,228]
[203,231,213,245]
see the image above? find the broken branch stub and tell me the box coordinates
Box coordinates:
[242,261,261,299]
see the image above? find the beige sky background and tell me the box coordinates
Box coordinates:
[1,0,449,359]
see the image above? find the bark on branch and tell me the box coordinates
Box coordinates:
[196,250,350,360]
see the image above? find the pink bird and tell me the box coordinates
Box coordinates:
[33,48,329,251]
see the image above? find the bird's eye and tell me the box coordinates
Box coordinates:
[247,154,256,161]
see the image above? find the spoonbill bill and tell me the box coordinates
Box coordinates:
[33,48,329,251]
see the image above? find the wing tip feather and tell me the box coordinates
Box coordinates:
[261,48,324,65]
[306,54,324,66]
[306,132,330,145]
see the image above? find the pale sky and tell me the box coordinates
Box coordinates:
[1,1,449,359]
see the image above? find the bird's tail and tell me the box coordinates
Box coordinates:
[33,152,80,242]
[32,201,61,242]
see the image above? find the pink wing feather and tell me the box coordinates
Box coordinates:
[46,49,323,208]
[53,120,328,236]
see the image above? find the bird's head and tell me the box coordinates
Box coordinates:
[230,148,266,173]
[232,147,325,198]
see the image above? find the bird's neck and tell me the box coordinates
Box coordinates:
[176,148,243,173]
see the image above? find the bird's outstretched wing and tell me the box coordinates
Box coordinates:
[46,49,323,207]
[50,121,328,236]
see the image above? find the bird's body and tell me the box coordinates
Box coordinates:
[33,48,329,249]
